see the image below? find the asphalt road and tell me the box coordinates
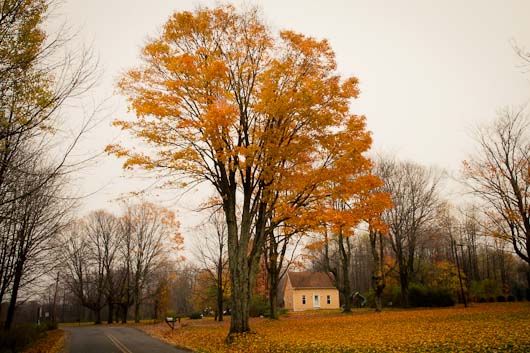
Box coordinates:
[63,326,190,353]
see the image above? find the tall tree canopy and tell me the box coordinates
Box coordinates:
[108,5,387,336]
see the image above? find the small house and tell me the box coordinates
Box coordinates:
[283,271,339,311]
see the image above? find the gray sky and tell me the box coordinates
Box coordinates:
[57,0,530,237]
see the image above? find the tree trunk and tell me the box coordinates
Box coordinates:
[374,289,383,312]
[226,202,265,338]
[121,304,128,323]
[268,251,280,320]
[217,255,224,322]
[228,260,252,337]
[268,270,279,320]
[94,308,101,324]
[338,228,352,313]
[4,259,23,330]
[224,177,267,338]
[107,302,114,324]
[226,186,249,338]
[217,284,223,322]
[134,301,140,323]
[399,268,409,307]
[340,286,352,312]
[370,230,386,312]
[52,272,60,324]
[133,277,140,323]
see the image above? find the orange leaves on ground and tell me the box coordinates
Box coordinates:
[23,330,64,353]
[140,303,530,353]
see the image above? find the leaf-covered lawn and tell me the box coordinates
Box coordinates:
[140,303,530,352]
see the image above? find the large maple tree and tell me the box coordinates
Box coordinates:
[108,5,387,336]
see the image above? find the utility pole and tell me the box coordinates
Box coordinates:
[52,272,60,325]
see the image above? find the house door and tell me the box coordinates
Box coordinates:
[313,294,320,308]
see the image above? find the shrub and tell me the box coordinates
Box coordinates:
[482,279,501,298]
[469,280,484,302]
[0,324,46,353]
[189,312,202,320]
[369,284,456,308]
[408,283,455,308]
[365,285,403,308]
[478,297,487,303]
[379,284,402,307]
[364,289,376,308]
[507,295,516,302]
[488,297,495,303]
[408,283,429,307]
[430,288,455,307]
[496,295,506,302]
[513,287,524,301]
[42,321,58,330]
[249,294,269,317]
[470,279,503,302]
[388,285,402,307]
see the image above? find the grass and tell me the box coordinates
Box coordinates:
[58,321,96,328]
[58,318,158,327]
[139,302,530,352]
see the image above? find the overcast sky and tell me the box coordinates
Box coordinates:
[55,0,530,239]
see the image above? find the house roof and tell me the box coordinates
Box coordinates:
[287,271,335,289]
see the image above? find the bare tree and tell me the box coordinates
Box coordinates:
[84,211,121,324]
[436,203,468,306]
[375,156,440,306]
[0,0,96,207]
[61,203,180,324]
[313,222,355,312]
[0,0,98,329]
[512,40,530,70]
[263,225,303,319]
[123,202,180,323]
[368,226,387,312]
[464,108,530,266]
[2,159,72,329]
[62,217,106,324]
[170,264,197,315]
[457,206,483,283]
[193,210,228,321]
[114,216,134,323]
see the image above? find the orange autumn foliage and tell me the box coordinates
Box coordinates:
[107,4,388,334]
[107,4,383,222]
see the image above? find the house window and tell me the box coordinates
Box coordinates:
[327,295,331,304]
[302,295,306,305]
